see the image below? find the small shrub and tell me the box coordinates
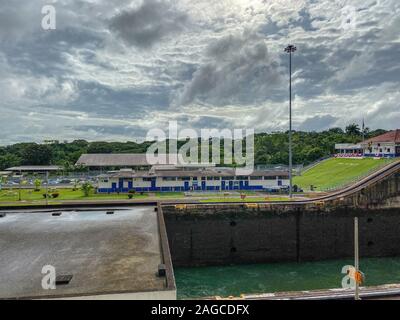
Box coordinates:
[128,194,134,199]
[81,182,93,197]
[34,179,41,191]
[128,189,136,194]
[52,193,59,198]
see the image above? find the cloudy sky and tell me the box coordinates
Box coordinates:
[0,0,399,144]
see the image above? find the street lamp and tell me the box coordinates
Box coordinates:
[284,45,297,198]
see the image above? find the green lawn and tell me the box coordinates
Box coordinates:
[294,158,394,191]
[0,187,293,206]
[0,188,148,203]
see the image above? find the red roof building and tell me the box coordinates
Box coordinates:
[361,130,400,158]
[363,130,400,144]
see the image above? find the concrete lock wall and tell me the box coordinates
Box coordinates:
[163,169,400,267]
[338,172,400,208]
[163,206,400,267]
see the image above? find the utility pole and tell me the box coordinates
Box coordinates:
[354,217,360,300]
[45,171,49,206]
[284,45,297,198]
[362,119,365,143]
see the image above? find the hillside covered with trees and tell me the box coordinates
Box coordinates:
[0,124,387,170]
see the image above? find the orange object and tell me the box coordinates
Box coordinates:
[355,271,364,284]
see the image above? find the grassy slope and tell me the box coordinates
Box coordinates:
[293,158,393,191]
[0,188,262,205]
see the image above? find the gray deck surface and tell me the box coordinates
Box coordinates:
[0,207,165,299]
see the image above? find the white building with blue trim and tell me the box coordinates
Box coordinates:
[97,166,289,193]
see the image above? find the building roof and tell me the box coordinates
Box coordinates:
[100,168,289,179]
[76,154,150,167]
[5,165,62,172]
[76,153,211,167]
[335,143,362,150]
[362,130,400,145]
[0,207,170,299]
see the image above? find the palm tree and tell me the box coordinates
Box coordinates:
[345,123,361,136]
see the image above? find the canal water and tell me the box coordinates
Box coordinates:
[175,257,400,299]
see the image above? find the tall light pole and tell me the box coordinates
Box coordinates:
[285,45,297,198]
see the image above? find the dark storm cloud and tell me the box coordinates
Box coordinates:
[69,124,148,138]
[330,43,400,93]
[298,115,338,132]
[72,81,171,116]
[191,116,231,129]
[296,8,319,32]
[109,0,188,48]
[285,43,337,98]
[2,28,103,77]
[0,1,43,41]
[179,31,284,106]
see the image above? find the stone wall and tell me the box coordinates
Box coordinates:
[163,167,400,267]
[163,205,400,267]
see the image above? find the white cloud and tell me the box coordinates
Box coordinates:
[0,0,399,144]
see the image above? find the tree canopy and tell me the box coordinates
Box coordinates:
[0,127,388,170]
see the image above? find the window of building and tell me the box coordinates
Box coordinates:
[222,176,235,180]
[264,176,276,180]
[250,176,263,180]
[236,176,248,180]
[162,177,177,181]
[178,176,191,181]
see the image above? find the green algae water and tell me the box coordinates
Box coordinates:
[175,257,400,299]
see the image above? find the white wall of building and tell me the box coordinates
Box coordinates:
[364,142,396,157]
[98,175,289,191]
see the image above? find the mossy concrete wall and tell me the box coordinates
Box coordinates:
[163,206,400,267]
[163,170,400,267]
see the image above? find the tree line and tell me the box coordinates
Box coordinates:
[0,124,387,170]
